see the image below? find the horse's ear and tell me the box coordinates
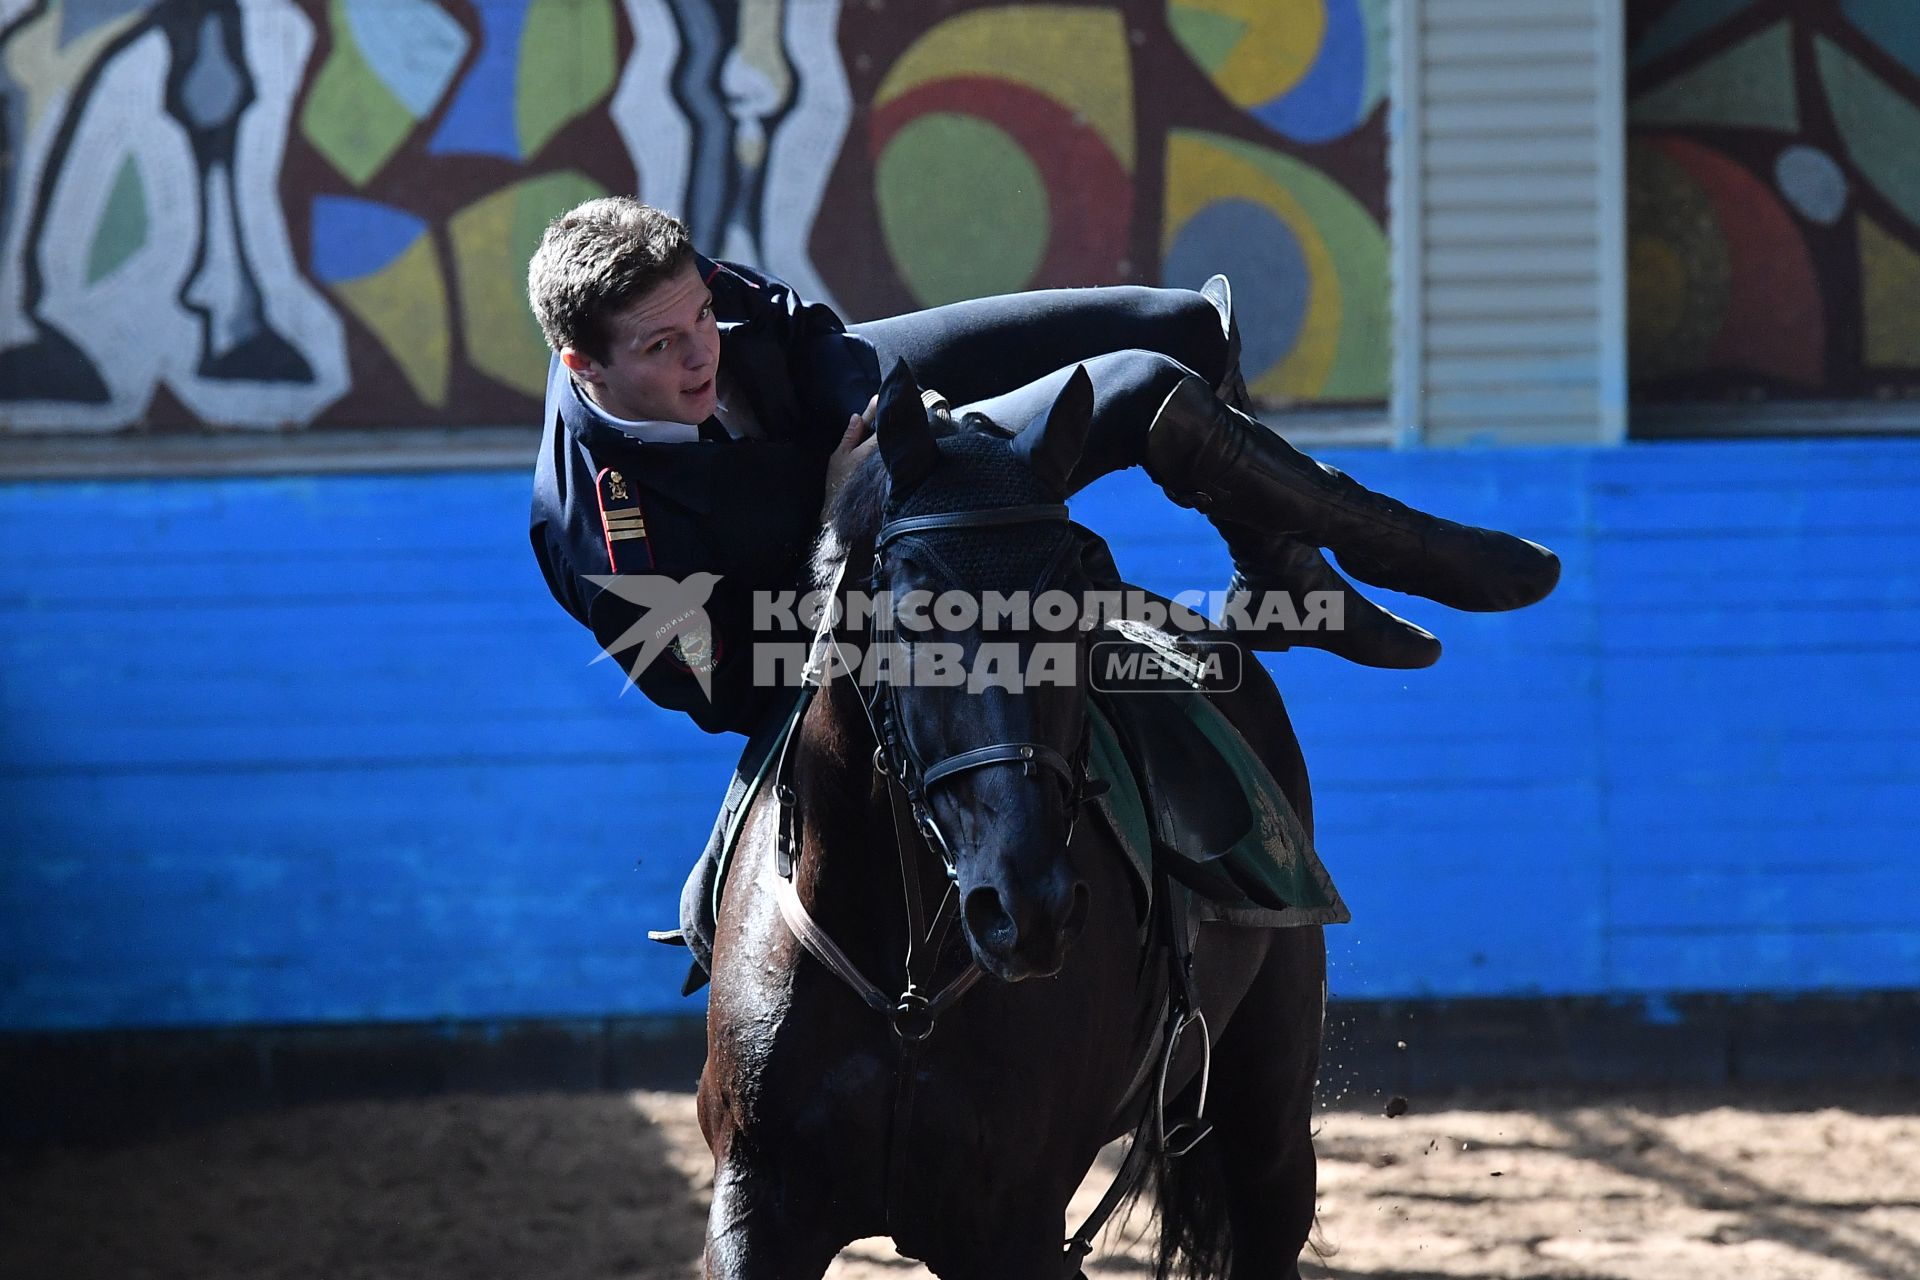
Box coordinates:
[1011,364,1093,497]
[877,358,937,492]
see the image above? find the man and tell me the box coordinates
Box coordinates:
[530,197,1558,728]
[529,201,878,734]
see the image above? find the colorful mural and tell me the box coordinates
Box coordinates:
[1163,131,1387,401]
[829,0,1392,404]
[0,0,1390,432]
[1160,0,1390,400]
[1628,0,1920,402]
[0,0,348,429]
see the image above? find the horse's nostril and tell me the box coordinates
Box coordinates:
[964,886,1017,949]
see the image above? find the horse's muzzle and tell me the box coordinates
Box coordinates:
[962,875,1091,981]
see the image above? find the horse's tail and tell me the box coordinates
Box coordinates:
[1148,1144,1234,1280]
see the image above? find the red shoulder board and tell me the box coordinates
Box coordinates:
[596,467,654,572]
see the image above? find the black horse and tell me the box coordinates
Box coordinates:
[698,363,1328,1279]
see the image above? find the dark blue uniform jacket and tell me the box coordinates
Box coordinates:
[530,256,880,733]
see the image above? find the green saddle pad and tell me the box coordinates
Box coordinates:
[1086,691,1348,930]
[712,683,1347,932]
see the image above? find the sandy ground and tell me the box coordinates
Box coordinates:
[2,1086,1915,1280]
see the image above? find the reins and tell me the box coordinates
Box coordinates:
[765,539,999,1042]
[763,500,1213,1273]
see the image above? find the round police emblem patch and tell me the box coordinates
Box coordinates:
[670,628,718,674]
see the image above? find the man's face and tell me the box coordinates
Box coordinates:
[563,261,721,423]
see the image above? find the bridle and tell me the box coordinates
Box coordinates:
[767,499,1096,1042]
[761,492,1211,1269]
[869,503,1103,870]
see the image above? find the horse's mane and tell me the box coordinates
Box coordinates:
[810,445,891,590]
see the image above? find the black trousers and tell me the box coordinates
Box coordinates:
[850,284,1231,489]
[674,286,1228,987]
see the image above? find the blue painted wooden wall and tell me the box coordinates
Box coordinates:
[3,438,1916,1030]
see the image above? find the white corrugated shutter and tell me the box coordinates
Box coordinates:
[1391,0,1626,446]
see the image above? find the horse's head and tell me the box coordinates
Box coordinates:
[838,359,1102,982]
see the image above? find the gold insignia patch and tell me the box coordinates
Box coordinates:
[670,629,717,674]
[596,467,652,567]
[605,508,648,543]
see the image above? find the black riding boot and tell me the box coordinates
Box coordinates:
[1144,375,1561,615]
[1194,276,1437,666]
[1216,519,1441,667]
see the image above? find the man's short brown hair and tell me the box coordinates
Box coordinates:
[527,197,696,364]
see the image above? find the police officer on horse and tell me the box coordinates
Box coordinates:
[526,198,1558,978]
[530,198,1556,713]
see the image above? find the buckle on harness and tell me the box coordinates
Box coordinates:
[891,988,935,1043]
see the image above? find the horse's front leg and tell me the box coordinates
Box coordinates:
[697,806,878,1278]
[700,1139,845,1280]
[698,967,858,1279]
[698,1029,886,1279]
